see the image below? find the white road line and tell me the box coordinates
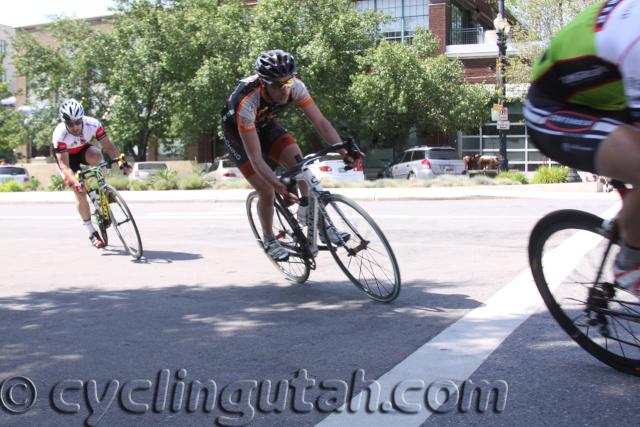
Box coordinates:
[316,203,620,427]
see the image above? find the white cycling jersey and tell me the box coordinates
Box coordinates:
[51,116,107,155]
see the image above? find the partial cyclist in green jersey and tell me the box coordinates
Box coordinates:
[524,0,640,296]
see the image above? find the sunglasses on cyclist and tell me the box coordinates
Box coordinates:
[65,119,83,127]
[266,78,294,89]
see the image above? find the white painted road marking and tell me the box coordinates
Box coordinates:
[316,204,620,426]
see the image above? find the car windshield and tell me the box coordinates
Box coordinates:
[0,167,27,175]
[427,149,458,160]
[138,163,167,171]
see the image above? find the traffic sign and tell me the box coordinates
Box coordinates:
[497,120,510,130]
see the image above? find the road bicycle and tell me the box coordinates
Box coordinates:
[246,139,401,302]
[528,180,640,375]
[76,155,143,260]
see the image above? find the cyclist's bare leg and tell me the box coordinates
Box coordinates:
[246,172,277,238]
[278,144,309,197]
[595,124,640,247]
[75,146,105,221]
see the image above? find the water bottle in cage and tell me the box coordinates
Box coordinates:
[86,175,99,203]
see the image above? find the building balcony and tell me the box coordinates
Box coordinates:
[445,28,515,59]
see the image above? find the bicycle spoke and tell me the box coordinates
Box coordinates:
[322,195,400,302]
[530,209,640,375]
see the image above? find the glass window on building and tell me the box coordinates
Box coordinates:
[356,0,429,43]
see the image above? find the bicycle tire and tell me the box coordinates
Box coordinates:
[320,194,401,302]
[106,185,143,260]
[246,191,311,284]
[97,214,109,246]
[529,209,640,375]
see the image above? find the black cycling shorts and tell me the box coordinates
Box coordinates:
[524,86,630,173]
[67,144,92,172]
[221,119,297,178]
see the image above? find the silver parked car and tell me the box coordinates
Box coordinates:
[390,146,467,180]
[0,165,30,184]
[203,155,244,183]
[129,162,169,181]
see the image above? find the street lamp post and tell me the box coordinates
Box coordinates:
[494,0,510,172]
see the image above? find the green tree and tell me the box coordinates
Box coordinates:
[0,53,29,162]
[161,0,249,156]
[12,18,112,151]
[246,0,385,149]
[349,29,489,155]
[505,0,601,84]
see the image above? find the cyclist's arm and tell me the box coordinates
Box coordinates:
[55,151,80,188]
[239,126,286,194]
[97,134,131,173]
[301,101,361,163]
[97,134,119,161]
[300,101,342,146]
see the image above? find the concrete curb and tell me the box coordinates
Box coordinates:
[0,183,618,204]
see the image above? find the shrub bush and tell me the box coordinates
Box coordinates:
[48,175,67,191]
[531,166,568,184]
[128,180,149,191]
[0,180,25,192]
[107,177,130,191]
[178,175,209,190]
[496,171,528,184]
[151,169,178,190]
[25,177,41,191]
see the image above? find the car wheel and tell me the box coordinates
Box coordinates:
[407,172,416,181]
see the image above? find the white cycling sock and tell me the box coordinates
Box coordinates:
[83,219,96,235]
[617,242,640,269]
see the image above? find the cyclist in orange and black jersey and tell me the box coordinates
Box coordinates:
[221,50,358,261]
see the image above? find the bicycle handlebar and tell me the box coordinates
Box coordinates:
[280,137,362,181]
[77,154,128,180]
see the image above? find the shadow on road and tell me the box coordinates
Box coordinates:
[99,247,203,263]
[0,280,480,425]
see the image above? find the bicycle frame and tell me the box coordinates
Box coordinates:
[77,160,112,221]
[277,140,365,257]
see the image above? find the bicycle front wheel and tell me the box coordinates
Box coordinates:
[246,191,311,284]
[106,185,143,260]
[529,209,640,375]
[321,194,401,302]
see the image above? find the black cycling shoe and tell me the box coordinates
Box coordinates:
[90,231,105,249]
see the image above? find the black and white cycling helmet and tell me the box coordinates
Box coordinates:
[255,49,296,82]
[59,98,84,122]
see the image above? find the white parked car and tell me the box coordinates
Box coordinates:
[129,162,169,181]
[307,153,365,182]
[0,165,30,184]
[390,146,467,180]
[203,156,243,182]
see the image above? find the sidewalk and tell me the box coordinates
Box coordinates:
[0,182,618,204]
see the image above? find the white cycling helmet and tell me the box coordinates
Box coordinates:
[59,99,84,122]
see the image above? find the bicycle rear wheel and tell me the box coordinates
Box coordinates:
[246,191,311,284]
[321,194,401,302]
[106,185,143,260]
[529,209,640,375]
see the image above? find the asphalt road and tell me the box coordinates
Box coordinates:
[0,196,638,426]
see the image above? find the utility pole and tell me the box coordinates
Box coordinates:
[495,0,510,172]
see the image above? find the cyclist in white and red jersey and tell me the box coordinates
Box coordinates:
[524,0,640,296]
[52,99,131,249]
[221,50,361,261]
